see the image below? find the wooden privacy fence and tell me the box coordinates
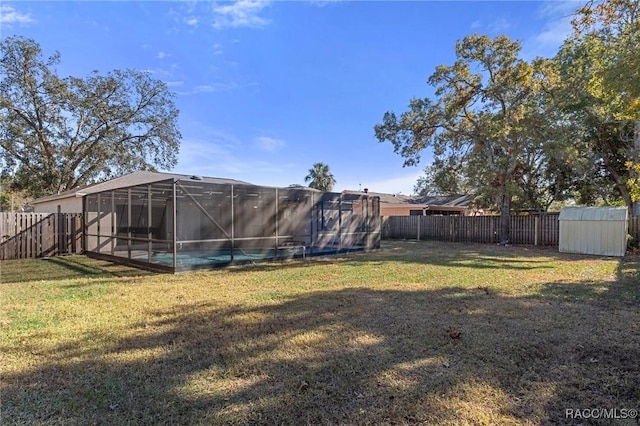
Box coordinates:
[383,213,640,245]
[1,212,638,259]
[631,215,640,241]
[0,213,83,260]
[382,213,561,246]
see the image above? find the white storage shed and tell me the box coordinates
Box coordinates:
[559,207,628,257]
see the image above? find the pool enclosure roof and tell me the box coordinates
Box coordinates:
[31,171,252,206]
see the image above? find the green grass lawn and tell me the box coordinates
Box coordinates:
[1,241,639,425]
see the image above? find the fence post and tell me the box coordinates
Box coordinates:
[417,217,420,241]
[450,219,454,242]
[534,215,539,246]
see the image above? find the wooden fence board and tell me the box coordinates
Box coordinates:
[630,215,640,243]
[0,213,83,260]
[383,213,566,246]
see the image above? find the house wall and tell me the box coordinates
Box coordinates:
[31,197,83,213]
[381,206,420,216]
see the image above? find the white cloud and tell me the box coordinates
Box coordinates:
[213,43,224,55]
[535,15,573,46]
[537,1,582,19]
[143,63,182,82]
[488,17,511,33]
[254,136,285,152]
[165,81,184,87]
[176,132,290,181]
[157,51,170,59]
[172,1,270,31]
[534,0,580,47]
[178,128,239,161]
[308,0,343,7]
[0,5,34,25]
[177,137,244,175]
[467,17,511,34]
[194,83,237,92]
[523,1,580,58]
[211,0,271,29]
[468,17,511,33]
[177,82,238,95]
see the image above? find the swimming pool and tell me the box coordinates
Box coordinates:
[132,245,363,269]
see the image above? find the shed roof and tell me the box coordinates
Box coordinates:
[30,171,252,205]
[559,207,628,221]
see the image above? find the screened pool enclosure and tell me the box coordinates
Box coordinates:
[84,177,381,272]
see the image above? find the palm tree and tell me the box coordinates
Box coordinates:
[305,162,336,192]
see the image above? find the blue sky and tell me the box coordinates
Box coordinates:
[1,0,581,194]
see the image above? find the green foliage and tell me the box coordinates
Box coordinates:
[375,35,561,242]
[627,161,640,202]
[0,176,30,211]
[389,0,640,216]
[0,36,181,198]
[571,0,640,122]
[0,192,10,211]
[413,159,471,196]
[304,162,336,192]
[554,0,640,210]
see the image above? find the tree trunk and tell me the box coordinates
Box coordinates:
[498,185,511,245]
[633,121,640,215]
[617,183,633,216]
[604,162,634,216]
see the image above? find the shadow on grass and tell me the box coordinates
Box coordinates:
[227,240,616,275]
[0,255,153,284]
[3,281,639,424]
[536,278,639,306]
[533,252,639,305]
[375,240,628,269]
[617,254,640,279]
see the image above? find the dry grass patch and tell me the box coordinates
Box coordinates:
[1,241,639,425]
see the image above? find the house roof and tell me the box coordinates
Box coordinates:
[342,190,474,209]
[414,194,475,208]
[29,171,252,205]
[342,190,414,204]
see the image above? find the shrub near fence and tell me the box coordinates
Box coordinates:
[0,213,83,260]
[383,213,561,246]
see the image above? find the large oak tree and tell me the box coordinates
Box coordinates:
[375,35,554,244]
[0,36,181,198]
